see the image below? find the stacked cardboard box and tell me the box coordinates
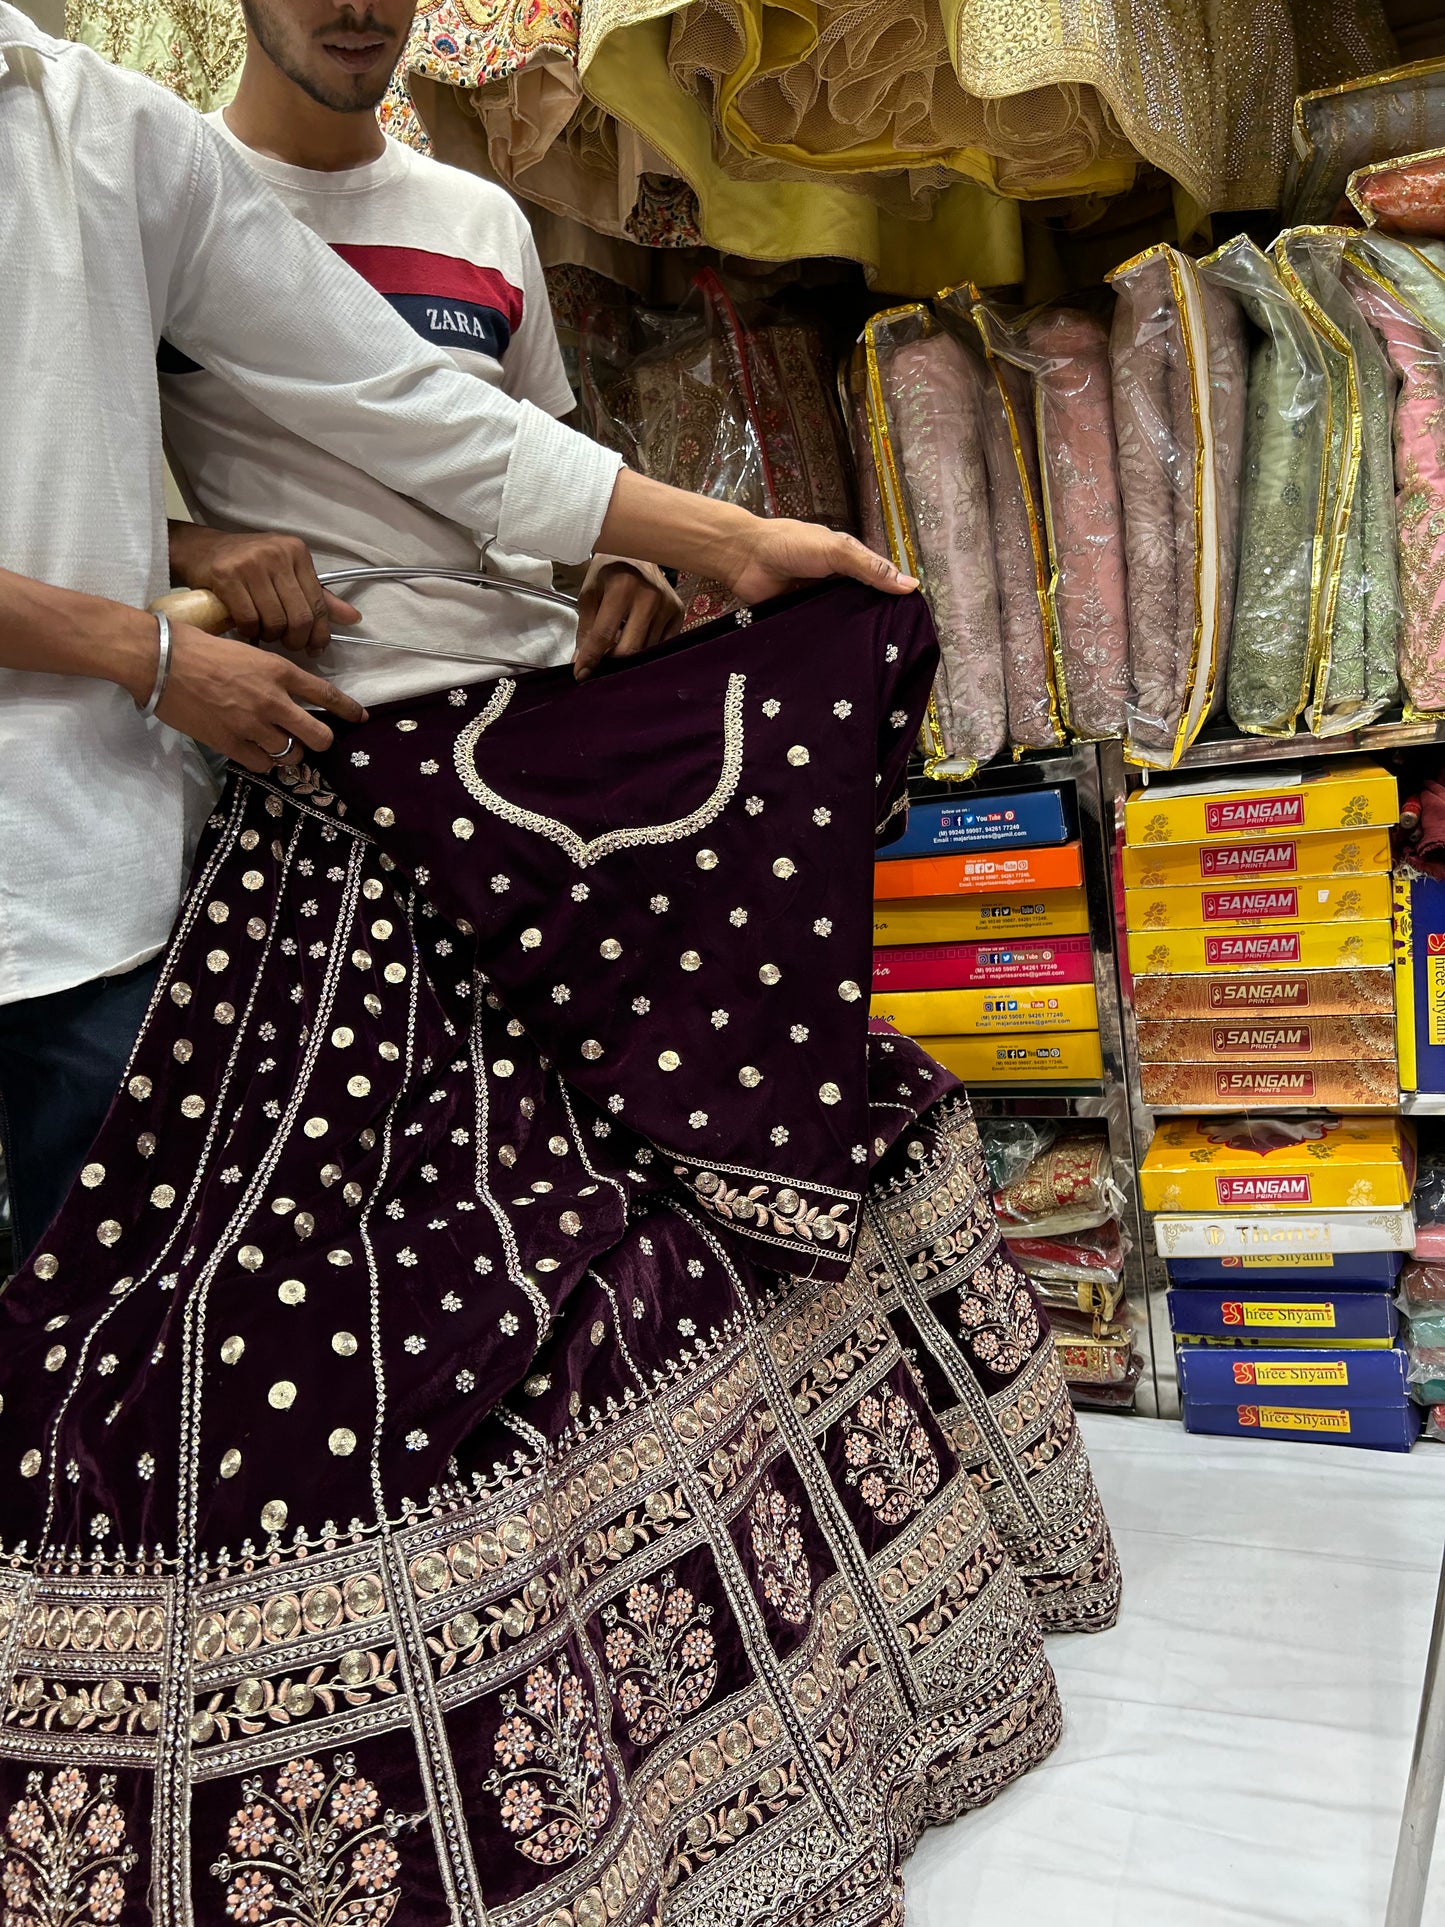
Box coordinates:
[1124,762,1400,1109]
[1142,1116,1421,1451]
[874,789,1101,1084]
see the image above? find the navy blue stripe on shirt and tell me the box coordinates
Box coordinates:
[384,292,512,359]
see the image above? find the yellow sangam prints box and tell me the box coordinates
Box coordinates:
[1127,922,1394,975]
[1124,762,1399,847]
[1122,827,1392,889]
[1125,873,1392,933]
[1139,1114,1413,1214]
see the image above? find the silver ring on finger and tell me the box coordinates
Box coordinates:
[269,734,296,765]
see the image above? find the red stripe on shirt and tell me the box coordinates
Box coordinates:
[331,243,524,329]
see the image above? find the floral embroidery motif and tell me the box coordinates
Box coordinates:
[749,1483,812,1626]
[484,1657,611,1865]
[957,1254,1041,1375]
[600,1572,717,1745]
[677,1166,854,1249]
[210,1752,420,1926]
[3,1769,137,1925]
[842,1389,940,1525]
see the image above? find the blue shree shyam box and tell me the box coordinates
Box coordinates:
[1165,1251,1405,1289]
[1177,1343,1411,1407]
[881,788,1074,859]
[1167,1288,1400,1344]
[1181,1393,1421,1452]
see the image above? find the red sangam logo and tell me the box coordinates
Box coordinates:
[1201,888,1299,921]
[1214,1069,1316,1096]
[1216,1175,1312,1205]
[1204,795,1305,833]
[1209,977,1310,1008]
[1204,935,1302,965]
[1210,1025,1310,1052]
[1199,841,1299,877]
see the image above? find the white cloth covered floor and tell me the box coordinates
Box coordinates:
[906,1413,1445,1925]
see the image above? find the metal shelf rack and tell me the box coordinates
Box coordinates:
[912,741,1163,1417]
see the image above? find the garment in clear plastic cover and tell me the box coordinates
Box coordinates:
[1105,244,1248,766]
[842,349,893,562]
[1349,146,1445,237]
[991,1131,1123,1239]
[580,297,764,626]
[1284,59,1445,226]
[860,305,1008,773]
[1344,232,1445,716]
[978,1117,1058,1191]
[948,291,1064,751]
[1201,235,1330,736]
[1275,227,1401,734]
[985,306,1129,740]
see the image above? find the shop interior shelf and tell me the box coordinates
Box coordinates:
[1152,713,1445,773]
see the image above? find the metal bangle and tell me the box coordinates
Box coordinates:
[137,611,172,720]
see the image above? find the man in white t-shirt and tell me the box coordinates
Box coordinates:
[160,0,682,704]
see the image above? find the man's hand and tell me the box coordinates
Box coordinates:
[718,517,918,608]
[167,521,360,656]
[149,622,367,773]
[593,472,917,604]
[573,557,685,681]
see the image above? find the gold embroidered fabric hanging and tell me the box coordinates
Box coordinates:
[65,0,245,109]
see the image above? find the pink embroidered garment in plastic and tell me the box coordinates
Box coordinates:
[879,330,1008,769]
[1025,309,1129,740]
[975,349,1061,748]
[1349,151,1445,238]
[1348,269,1445,713]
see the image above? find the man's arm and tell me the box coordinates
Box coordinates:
[0,569,365,772]
[154,115,915,604]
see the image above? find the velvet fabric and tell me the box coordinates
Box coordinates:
[0,582,1119,1926]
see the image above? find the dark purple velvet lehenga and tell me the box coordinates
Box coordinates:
[0,581,1119,1926]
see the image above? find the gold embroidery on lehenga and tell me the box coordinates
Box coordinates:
[453,673,748,867]
[209,1752,422,1925]
[2,1768,137,1926]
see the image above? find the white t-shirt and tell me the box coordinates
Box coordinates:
[161,119,582,705]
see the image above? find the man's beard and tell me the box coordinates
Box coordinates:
[240,1,399,112]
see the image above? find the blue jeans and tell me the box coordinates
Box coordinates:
[0,957,160,1266]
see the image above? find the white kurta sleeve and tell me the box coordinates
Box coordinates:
[156,113,621,566]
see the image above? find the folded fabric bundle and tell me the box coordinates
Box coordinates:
[696,270,857,533]
[1106,245,1248,765]
[862,307,1008,771]
[1275,227,1401,733]
[976,306,1130,739]
[1343,240,1445,715]
[1201,236,1329,734]
[1350,148,1445,236]
[966,294,1066,750]
[1286,59,1445,225]
[993,1133,1122,1239]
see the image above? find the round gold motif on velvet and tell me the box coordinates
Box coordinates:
[278,1279,305,1306]
[260,1500,289,1535]
[303,1586,343,1633]
[263,1595,301,1642]
[343,1574,383,1618]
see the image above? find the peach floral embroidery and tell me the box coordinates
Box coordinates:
[600,1571,717,1744]
[210,1752,420,1926]
[2,1769,137,1926]
[749,1482,812,1625]
[484,1656,612,1865]
[842,1388,940,1526]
